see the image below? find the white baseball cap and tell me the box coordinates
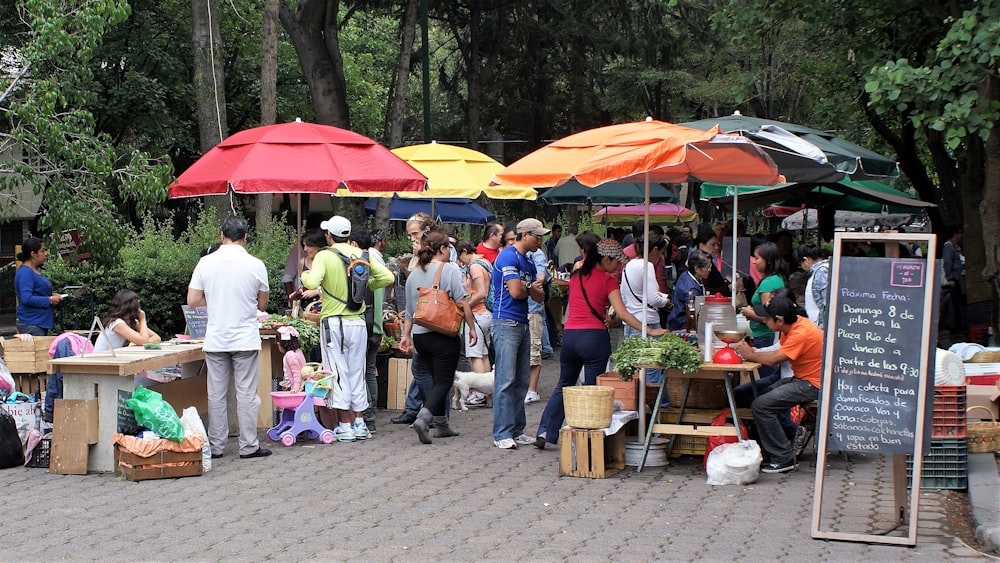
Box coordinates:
[320,215,351,237]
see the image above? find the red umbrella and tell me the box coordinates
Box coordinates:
[168,120,427,197]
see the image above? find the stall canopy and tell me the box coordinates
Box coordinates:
[538,179,679,205]
[780,209,915,230]
[364,196,495,225]
[700,179,935,213]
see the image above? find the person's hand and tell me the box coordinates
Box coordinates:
[647,327,668,337]
[399,335,411,353]
[49,294,63,305]
[740,305,754,318]
[138,309,147,323]
[467,328,477,347]
[732,341,752,357]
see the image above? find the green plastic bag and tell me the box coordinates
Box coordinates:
[125,386,185,442]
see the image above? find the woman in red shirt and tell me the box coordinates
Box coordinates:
[534,238,666,448]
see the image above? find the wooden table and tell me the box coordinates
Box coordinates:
[48,343,206,473]
[636,361,760,472]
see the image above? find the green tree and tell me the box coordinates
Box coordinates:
[0,0,172,265]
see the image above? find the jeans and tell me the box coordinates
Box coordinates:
[541,310,553,356]
[16,322,49,337]
[753,377,818,465]
[404,350,432,415]
[623,322,666,388]
[44,338,75,419]
[413,331,461,416]
[491,318,530,441]
[363,331,380,424]
[536,328,610,444]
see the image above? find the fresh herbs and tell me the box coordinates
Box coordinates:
[611,334,703,381]
[261,314,320,351]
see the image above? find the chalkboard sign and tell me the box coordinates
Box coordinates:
[181,305,208,339]
[117,389,142,435]
[825,256,935,455]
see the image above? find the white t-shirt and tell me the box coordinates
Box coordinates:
[620,258,668,325]
[93,318,129,352]
[189,244,269,352]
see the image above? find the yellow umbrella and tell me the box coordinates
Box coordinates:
[337,142,536,200]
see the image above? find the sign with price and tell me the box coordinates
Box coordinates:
[812,232,938,547]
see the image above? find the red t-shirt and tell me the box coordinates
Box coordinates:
[565,268,620,330]
[476,242,499,264]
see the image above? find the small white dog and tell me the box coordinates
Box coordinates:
[451,370,494,411]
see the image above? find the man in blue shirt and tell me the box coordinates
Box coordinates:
[491,218,547,449]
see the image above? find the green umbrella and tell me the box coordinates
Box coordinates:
[700,179,934,213]
[538,179,678,205]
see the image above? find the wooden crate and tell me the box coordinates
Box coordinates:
[114,445,203,481]
[559,427,625,478]
[658,407,753,457]
[387,358,413,410]
[3,336,57,374]
[596,373,638,410]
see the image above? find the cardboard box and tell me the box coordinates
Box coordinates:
[114,445,202,481]
[966,384,1000,420]
[559,427,625,478]
[150,372,208,416]
[597,372,638,410]
[387,358,413,411]
[3,336,57,373]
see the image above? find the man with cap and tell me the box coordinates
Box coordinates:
[187,216,271,459]
[732,295,823,473]
[301,216,394,442]
[490,218,548,449]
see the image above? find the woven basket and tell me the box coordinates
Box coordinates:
[301,311,321,325]
[967,406,1000,453]
[563,385,615,429]
[967,350,1000,363]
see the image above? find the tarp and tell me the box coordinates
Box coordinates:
[363,196,495,225]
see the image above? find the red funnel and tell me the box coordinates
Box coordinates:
[712,347,742,364]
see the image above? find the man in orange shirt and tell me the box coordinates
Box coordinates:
[733,295,823,474]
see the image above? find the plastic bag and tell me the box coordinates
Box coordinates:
[0,358,14,397]
[179,407,211,473]
[703,410,748,469]
[706,440,762,485]
[125,387,184,442]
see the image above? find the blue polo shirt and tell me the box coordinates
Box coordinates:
[491,245,537,324]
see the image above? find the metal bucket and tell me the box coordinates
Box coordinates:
[624,437,670,467]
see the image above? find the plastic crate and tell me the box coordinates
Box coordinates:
[905,438,968,490]
[931,386,967,438]
[26,437,50,468]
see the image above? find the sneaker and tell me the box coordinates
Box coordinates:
[493,438,518,449]
[391,411,417,424]
[793,426,811,456]
[524,391,540,404]
[761,459,798,474]
[333,425,356,443]
[466,392,487,407]
[353,423,371,440]
[514,433,536,446]
[534,436,547,450]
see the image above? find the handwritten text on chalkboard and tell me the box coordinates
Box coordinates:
[827,257,928,455]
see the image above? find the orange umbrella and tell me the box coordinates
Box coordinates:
[493,118,780,452]
[492,119,780,188]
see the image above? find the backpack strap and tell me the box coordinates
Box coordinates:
[319,247,351,306]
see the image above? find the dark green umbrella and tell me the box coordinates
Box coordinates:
[538,179,678,205]
[700,179,934,213]
[681,111,899,180]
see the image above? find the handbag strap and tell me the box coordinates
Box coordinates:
[577,272,606,324]
[623,264,656,310]
[431,261,445,289]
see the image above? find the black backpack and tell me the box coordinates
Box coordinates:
[322,248,372,312]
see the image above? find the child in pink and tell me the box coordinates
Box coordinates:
[277,326,307,393]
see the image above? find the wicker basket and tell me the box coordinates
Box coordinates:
[563,386,615,429]
[967,350,1000,363]
[967,406,1000,453]
[301,311,321,325]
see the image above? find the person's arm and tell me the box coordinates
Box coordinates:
[609,290,667,336]
[468,264,488,307]
[460,298,478,347]
[731,340,789,367]
[257,290,269,312]
[645,262,669,309]
[368,258,395,290]
[112,313,160,346]
[187,288,206,308]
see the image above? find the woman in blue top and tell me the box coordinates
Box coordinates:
[667,249,714,331]
[14,237,63,336]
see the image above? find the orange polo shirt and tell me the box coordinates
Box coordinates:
[778,317,824,388]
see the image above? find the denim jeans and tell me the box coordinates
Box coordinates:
[536,328,610,444]
[404,350,433,415]
[623,322,666,388]
[16,322,49,337]
[363,331,380,424]
[491,318,530,441]
[541,310,553,356]
[752,377,818,465]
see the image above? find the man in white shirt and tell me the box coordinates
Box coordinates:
[188,216,271,459]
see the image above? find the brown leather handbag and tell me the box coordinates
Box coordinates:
[412,262,464,337]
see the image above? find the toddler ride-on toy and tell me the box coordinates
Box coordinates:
[268,373,334,446]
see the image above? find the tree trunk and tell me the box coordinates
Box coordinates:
[257,0,280,231]
[278,0,350,128]
[978,77,1000,337]
[190,0,229,216]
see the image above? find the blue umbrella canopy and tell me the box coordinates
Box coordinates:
[363,196,495,225]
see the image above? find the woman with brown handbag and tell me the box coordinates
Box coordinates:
[399,231,477,444]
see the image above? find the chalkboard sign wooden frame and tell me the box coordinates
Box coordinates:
[181,305,208,339]
[811,232,937,547]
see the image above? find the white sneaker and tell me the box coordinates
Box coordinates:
[334,425,356,443]
[466,392,487,407]
[514,433,536,446]
[524,391,540,404]
[493,438,517,449]
[353,423,370,440]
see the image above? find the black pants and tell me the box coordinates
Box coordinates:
[412,331,462,416]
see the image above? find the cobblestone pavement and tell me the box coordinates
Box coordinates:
[1,355,994,562]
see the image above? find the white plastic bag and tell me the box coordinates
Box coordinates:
[179,407,211,473]
[706,439,762,485]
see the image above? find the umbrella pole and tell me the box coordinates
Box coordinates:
[638,172,651,441]
[731,185,739,310]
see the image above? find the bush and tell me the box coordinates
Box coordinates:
[45,210,295,337]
